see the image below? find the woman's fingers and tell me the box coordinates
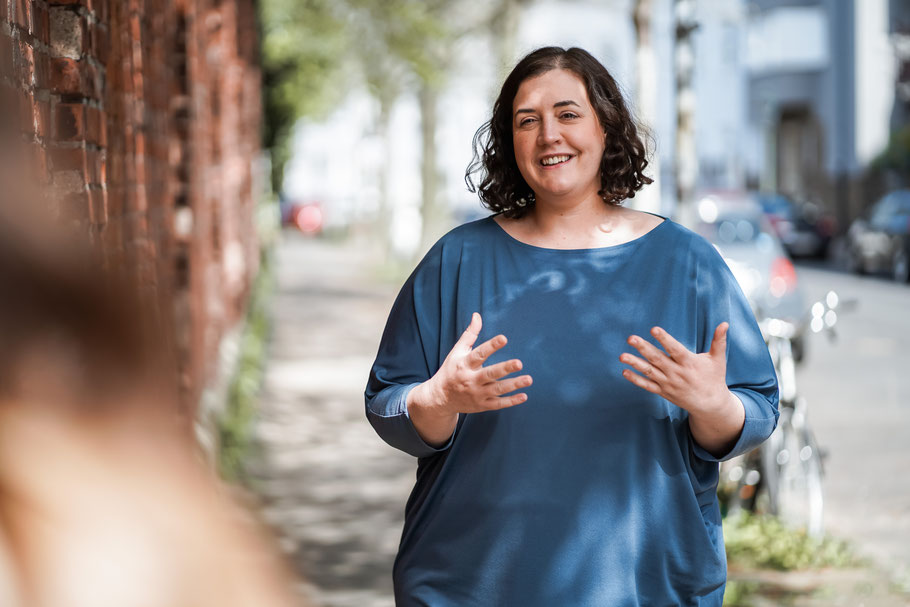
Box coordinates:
[627,334,672,369]
[490,374,533,397]
[456,312,483,352]
[621,367,661,394]
[708,322,729,360]
[469,334,509,368]
[481,358,523,382]
[489,392,529,409]
[619,352,666,382]
[650,326,690,360]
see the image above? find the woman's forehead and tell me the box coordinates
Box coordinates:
[513,69,590,111]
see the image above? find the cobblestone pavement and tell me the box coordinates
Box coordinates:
[247,230,413,607]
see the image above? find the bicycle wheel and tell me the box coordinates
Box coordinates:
[770,409,825,536]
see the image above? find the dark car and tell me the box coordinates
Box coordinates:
[846,189,910,283]
[756,193,836,259]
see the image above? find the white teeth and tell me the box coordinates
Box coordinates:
[541,155,571,166]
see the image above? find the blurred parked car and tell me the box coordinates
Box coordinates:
[678,191,807,359]
[755,192,836,259]
[280,198,324,235]
[845,189,910,283]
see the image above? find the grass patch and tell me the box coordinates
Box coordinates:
[216,248,274,483]
[724,510,861,571]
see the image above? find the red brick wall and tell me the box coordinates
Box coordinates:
[2,0,263,422]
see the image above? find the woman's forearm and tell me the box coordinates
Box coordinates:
[687,390,746,459]
[406,381,458,447]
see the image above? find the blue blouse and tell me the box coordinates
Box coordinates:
[365,213,779,606]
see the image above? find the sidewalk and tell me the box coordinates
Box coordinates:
[247,230,411,607]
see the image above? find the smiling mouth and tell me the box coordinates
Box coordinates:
[540,154,573,167]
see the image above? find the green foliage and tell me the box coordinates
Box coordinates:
[723,511,861,571]
[722,579,760,607]
[258,0,485,195]
[259,0,352,193]
[217,248,275,483]
[871,124,910,178]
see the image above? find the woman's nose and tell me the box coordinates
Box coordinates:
[537,117,561,144]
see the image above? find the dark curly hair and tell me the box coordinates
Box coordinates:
[465,46,653,218]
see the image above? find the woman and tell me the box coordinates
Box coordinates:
[365,46,778,606]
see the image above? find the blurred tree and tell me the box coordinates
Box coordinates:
[259,0,351,195]
[632,0,661,213]
[260,0,526,256]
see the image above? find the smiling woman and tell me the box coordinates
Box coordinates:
[466,46,652,217]
[366,46,779,607]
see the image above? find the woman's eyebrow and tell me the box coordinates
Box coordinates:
[514,100,581,116]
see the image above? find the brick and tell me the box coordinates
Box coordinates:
[83,61,102,99]
[49,56,82,94]
[16,40,35,87]
[85,105,105,145]
[13,0,31,31]
[89,186,107,224]
[49,7,83,59]
[18,88,34,134]
[34,98,49,137]
[33,4,50,43]
[53,102,86,140]
[33,51,50,88]
[49,145,87,172]
[91,25,109,64]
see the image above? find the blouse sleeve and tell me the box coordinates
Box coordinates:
[364,243,456,458]
[688,241,780,463]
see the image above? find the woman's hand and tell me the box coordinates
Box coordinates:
[407,312,532,446]
[619,323,745,457]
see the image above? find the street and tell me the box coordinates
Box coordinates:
[248,229,910,606]
[792,261,910,577]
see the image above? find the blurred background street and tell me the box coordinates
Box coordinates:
[2,0,910,605]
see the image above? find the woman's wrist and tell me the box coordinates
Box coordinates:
[407,380,458,447]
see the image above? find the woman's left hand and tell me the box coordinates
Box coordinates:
[619,323,732,415]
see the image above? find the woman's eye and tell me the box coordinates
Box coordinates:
[519,117,536,126]
[560,112,579,120]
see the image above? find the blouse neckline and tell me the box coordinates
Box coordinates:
[489,211,670,254]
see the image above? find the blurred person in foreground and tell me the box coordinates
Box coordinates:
[365,47,779,606]
[0,151,303,606]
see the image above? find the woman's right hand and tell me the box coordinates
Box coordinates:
[406,312,532,446]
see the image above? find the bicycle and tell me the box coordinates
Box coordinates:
[719,291,850,537]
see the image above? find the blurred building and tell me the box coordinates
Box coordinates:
[1,0,263,446]
[734,0,898,227]
[283,0,906,257]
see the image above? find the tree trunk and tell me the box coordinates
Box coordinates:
[375,94,395,260]
[418,83,445,256]
[632,0,662,213]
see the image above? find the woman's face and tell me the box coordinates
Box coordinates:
[511,68,605,204]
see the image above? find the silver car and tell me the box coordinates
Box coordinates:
[677,191,806,332]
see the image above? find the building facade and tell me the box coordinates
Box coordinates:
[1,0,264,436]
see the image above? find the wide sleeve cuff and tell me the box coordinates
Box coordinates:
[689,390,779,463]
[366,382,457,458]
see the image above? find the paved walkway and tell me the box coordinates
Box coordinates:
[247,230,413,607]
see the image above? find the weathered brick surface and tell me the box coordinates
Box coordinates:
[2,0,263,423]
